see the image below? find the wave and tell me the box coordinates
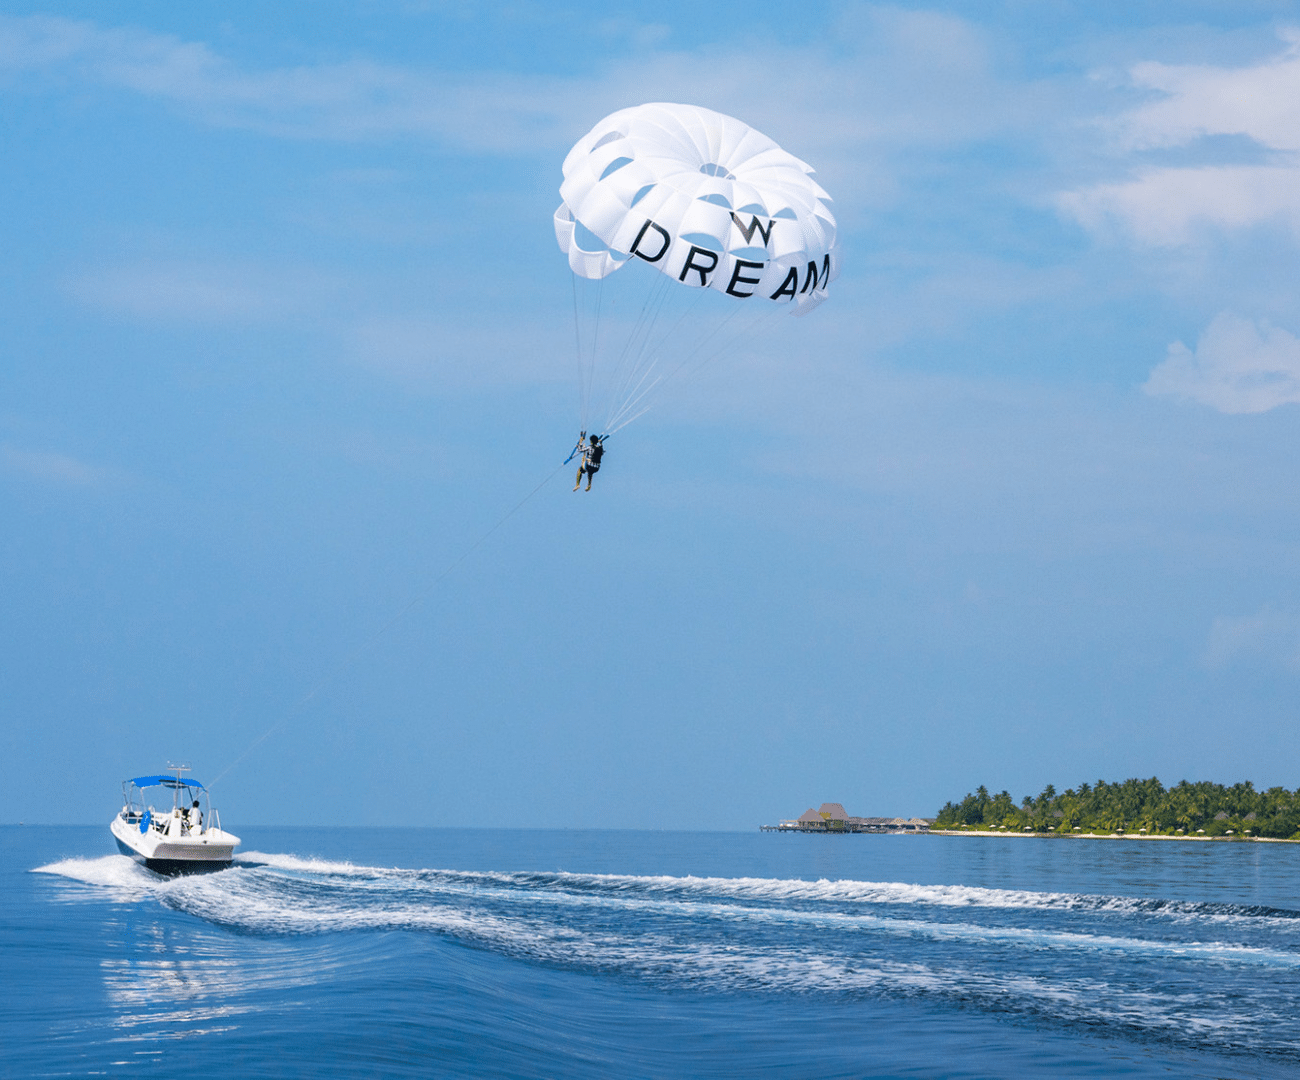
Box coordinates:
[236,855,1300,924]
[40,854,1300,930]
[37,852,1300,922]
[32,855,165,898]
[32,852,1300,1055]
[472,868,1300,922]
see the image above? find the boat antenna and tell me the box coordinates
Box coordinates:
[167,762,191,811]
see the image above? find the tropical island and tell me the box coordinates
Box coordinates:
[934,778,1300,840]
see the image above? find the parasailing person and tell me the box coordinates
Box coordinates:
[572,432,606,491]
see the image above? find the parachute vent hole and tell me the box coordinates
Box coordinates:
[599,156,634,181]
[699,163,736,180]
[573,220,609,253]
[699,193,733,209]
[630,184,655,207]
[591,131,624,152]
[680,232,724,252]
[773,207,798,220]
[736,203,767,215]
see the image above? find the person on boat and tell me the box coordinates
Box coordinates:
[573,433,605,492]
[188,799,202,833]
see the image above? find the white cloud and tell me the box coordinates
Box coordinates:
[1060,164,1300,245]
[1120,31,1300,151]
[0,14,582,151]
[1145,312,1300,414]
[1061,30,1300,244]
[1204,606,1300,670]
[0,10,1052,167]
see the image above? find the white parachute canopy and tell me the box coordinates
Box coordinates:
[555,103,839,436]
[556,102,838,312]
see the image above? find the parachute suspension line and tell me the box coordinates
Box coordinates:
[599,278,707,435]
[655,297,776,392]
[598,273,674,433]
[589,270,673,438]
[609,300,745,435]
[605,299,786,437]
[570,271,588,431]
[586,275,605,432]
[571,269,607,433]
[603,363,662,436]
[602,284,690,433]
[603,399,655,438]
[208,460,569,790]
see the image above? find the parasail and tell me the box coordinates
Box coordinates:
[555,103,839,439]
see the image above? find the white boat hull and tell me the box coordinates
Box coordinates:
[111,813,240,874]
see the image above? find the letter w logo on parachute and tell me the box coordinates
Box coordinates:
[729,213,774,246]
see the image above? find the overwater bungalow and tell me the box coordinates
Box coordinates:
[764,805,935,833]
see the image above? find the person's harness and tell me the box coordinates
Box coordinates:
[564,432,606,467]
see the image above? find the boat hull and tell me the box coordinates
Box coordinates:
[110,814,239,875]
[112,835,232,874]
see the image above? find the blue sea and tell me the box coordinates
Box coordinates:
[5,826,1300,1078]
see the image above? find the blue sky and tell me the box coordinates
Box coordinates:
[4,1,1300,827]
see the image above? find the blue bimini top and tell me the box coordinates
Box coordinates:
[129,775,207,791]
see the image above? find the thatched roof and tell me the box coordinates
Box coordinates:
[797,808,823,824]
[819,802,849,822]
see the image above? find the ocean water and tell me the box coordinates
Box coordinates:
[5,826,1300,1078]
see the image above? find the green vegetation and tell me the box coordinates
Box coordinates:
[935,778,1300,839]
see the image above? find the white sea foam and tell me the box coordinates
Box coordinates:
[30,850,1300,1052]
[32,855,162,899]
[235,851,387,876]
[223,860,1300,923]
[37,854,1299,938]
[291,868,1300,971]
[90,857,1293,983]
[523,870,1300,922]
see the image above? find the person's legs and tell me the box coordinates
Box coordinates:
[574,464,584,490]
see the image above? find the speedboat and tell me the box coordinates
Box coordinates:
[110,766,240,874]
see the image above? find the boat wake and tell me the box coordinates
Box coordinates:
[33,853,1300,1057]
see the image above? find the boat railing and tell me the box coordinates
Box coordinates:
[119,773,227,839]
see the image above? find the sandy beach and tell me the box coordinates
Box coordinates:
[932,829,1298,843]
